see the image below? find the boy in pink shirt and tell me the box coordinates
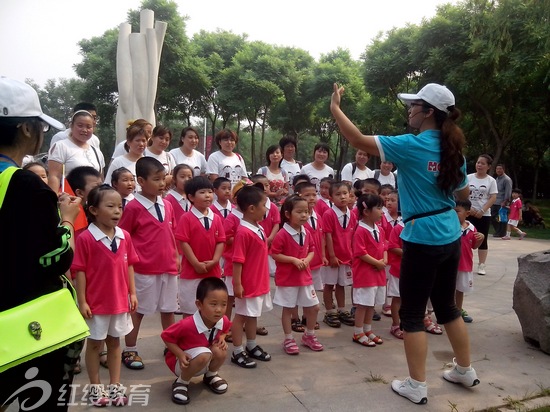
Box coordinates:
[119,157,179,370]
[231,186,273,368]
[210,177,232,219]
[161,277,231,405]
[175,176,226,316]
[502,188,526,240]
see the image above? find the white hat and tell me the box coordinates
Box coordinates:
[0,76,65,130]
[398,83,455,114]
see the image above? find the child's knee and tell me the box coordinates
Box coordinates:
[192,352,212,369]
[86,338,103,351]
[210,345,227,362]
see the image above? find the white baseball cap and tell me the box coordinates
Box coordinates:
[0,76,65,130]
[398,83,455,114]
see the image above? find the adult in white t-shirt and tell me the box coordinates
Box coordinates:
[145,125,176,174]
[278,136,302,187]
[300,143,334,194]
[169,126,207,177]
[48,110,105,192]
[49,103,101,150]
[206,129,247,189]
[340,149,373,184]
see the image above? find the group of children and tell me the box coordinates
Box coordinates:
[23,152,490,407]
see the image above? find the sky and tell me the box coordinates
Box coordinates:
[0,0,457,87]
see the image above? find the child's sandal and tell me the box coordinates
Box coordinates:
[246,345,271,361]
[231,351,256,368]
[171,380,189,405]
[366,331,383,344]
[291,319,305,333]
[203,374,228,394]
[352,332,376,347]
[424,316,443,335]
[390,325,404,340]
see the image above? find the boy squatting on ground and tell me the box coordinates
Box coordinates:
[161,277,231,405]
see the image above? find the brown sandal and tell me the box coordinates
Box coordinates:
[291,319,305,333]
[203,374,228,394]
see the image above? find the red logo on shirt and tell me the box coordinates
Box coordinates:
[427,161,440,172]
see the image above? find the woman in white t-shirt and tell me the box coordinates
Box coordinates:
[105,119,152,190]
[340,149,373,185]
[300,142,334,195]
[278,136,302,188]
[467,154,497,275]
[48,110,105,192]
[169,126,207,177]
[257,144,289,204]
[206,129,248,189]
[145,125,176,185]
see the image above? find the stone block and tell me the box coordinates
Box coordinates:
[513,250,550,354]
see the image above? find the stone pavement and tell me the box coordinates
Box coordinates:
[66,237,550,412]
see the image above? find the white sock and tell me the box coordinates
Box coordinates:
[409,377,426,387]
[354,327,363,335]
[285,333,293,340]
[205,370,218,378]
[233,345,244,355]
[456,363,472,374]
[176,377,189,385]
[124,346,137,352]
[305,329,315,336]
[506,231,511,237]
[246,340,257,350]
[363,324,372,333]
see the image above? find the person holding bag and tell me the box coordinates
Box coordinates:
[0,77,83,411]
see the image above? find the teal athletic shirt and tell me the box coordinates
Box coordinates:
[375,129,467,246]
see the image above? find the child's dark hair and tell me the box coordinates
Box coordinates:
[280,195,308,226]
[23,161,48,173]
[320,176,335,186]
[184,176,213,199]
[380,183,394,193]
[329,181,351,196]
[213,176,231,190]
[265,145,281,165]
[512,188,522,195]
[294,181,316,195]
[292,174,310,187]
[313,142,330,157]
[171,163,193,187]
[236,185,265,211]
[136,156,164,179]
[363,178,382,194]
[66,166,101,192]
[111,167,133,186]
[196,277,228,302]
[250,174,268,183]
[356,194,384,216]
[455,199,472,210]
[86,184,119,223]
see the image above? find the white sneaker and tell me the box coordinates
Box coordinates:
[391,377,428,404]
[477,263,486,275]
[443,358,480,387]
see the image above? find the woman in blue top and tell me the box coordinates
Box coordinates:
[330,83,479,404]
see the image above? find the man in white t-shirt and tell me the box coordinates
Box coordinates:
[49,102,101,150]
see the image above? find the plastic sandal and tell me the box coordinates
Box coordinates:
[246,345,271,361]
[352,332,376,347]
[203,374,228,394]
[171,380,189,405]
[231,351,256,368]
[323,312,341,328]
[390,325,404,340]
[366,331,383,344]
[424,316,443,335]
[121,350,145,369]
[338,310,355,326]
[291,319,305,333]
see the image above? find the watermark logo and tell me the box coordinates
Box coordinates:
[1,367,52,411]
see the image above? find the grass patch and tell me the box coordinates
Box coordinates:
[363,371,387,384]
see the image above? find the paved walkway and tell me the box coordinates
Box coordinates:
[65,237,550,411]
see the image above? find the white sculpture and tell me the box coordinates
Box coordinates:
[115,9,167,143]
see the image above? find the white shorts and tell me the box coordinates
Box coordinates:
[311,268,323,291]
[173,347,212,377]
[224,275,234,296]
[456,271,474,294]
[273,285,319,308]
[135,273,178,315]
[86,313,133,340]
[387,275,400,298]
[353,286,386,307]
[268,255,276,277]
[234,293,273,317]
[178,278,203,315]
[321,264,352,286]
[385,266,390,281]
[508,219,519,228]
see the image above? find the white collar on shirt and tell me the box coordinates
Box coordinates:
[231,208,243,219]
[191,206,214,222]
[134,192,164,208]
[462,220,475,235]
[240,219,266,239]
[167,189,185,202]
[192,311,224,335]
[283,223,306,245]
[88,223,124,241]
[310,209,318,220]
[213,199,232,213]
[358,220,379,239]
[331,204,350,220]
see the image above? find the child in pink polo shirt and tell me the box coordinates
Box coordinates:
[165,164,193,226]
[161,277,231,405]
[351,194,387,347]
[175,176,226,316]
[119,157,179,370]
[231,186,273,368]
[272,195,323,355]
[73,185,139,406]
[321,181,356,328]
[211,176,233,219]
[502,188,526,240]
